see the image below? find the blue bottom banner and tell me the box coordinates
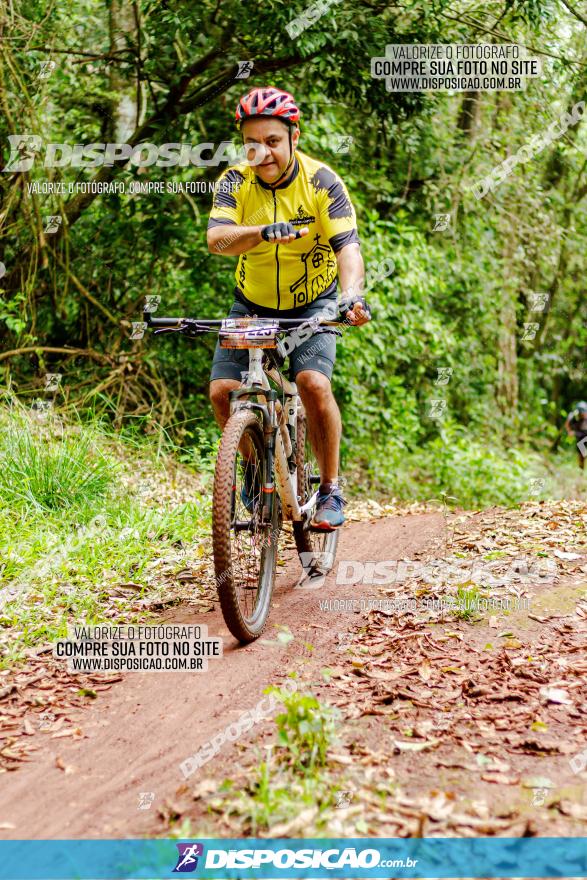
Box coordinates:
[0,837,586,879]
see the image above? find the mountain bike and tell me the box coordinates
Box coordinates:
[146,305,345,642]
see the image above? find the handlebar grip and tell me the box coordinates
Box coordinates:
[146,316,184,327]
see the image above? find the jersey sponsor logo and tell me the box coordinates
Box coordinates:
[289,203,316,226]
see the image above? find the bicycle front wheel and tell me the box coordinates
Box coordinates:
[212,409,280,642]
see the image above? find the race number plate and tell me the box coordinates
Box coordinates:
[219,318,279,349]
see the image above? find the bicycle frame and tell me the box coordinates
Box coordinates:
[146,310,339,525]
[228,346,317,524]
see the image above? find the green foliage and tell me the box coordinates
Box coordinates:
[1,0,586,507]
[0,412,211,666]
[230,756,333,836]
[221,686,343,834]
[267,685,339,772]
[452,585,484,621]
[0,415,115,514]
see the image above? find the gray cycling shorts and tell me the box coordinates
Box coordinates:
[210,294,338,383]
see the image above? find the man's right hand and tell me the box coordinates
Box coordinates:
[261,223,309,244]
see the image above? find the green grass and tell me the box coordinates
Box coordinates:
[219,685,343,835]
[0,417,115,513]
[358,421,583,509]
[268,684,340,773]
[451,585,485,621]
[0,408,213,667]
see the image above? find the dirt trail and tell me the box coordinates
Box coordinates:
[1,513,444,839]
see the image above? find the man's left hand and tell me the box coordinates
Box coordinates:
[341,295,371,326]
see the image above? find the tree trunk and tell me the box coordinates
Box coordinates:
[496,221,519,433]
[108,0,138,142]
[456,91,480,141]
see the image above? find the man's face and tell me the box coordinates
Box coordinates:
[242,117,299,185]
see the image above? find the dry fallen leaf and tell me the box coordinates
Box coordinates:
[191,779,217,800]
[418,660,432,682]
[394,738,440,752]
[539,686,573,705]
[54,756,76,774]
[557,800,587,820]
[481,772,520,785]
[553,550,581,561]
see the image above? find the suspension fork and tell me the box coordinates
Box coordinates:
[262,388,278,523]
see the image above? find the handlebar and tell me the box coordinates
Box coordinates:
[145,313,344,335]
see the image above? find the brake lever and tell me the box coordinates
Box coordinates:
[153,320,208,338]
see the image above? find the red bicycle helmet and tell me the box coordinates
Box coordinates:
[235,87,300,126]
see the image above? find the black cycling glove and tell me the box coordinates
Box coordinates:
[338,294,372,322]
[261,222,300,242]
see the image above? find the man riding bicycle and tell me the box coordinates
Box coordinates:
[565,401,587,470]
[207,86,370,530]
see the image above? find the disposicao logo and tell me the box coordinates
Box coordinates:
[172,843,204,873]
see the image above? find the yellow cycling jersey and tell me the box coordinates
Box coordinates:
[208,150,360,311]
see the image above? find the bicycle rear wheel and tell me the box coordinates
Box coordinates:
[213,409,280,642]
[293,407,339,580]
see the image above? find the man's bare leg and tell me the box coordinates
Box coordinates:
[209,378,240,429]
[295,369,341,485]
[209,378,257,460]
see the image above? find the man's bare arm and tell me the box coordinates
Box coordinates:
[336,243,369,326]
[208,223,309,256]
[337,242,364,297]
[207,225,264,256]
